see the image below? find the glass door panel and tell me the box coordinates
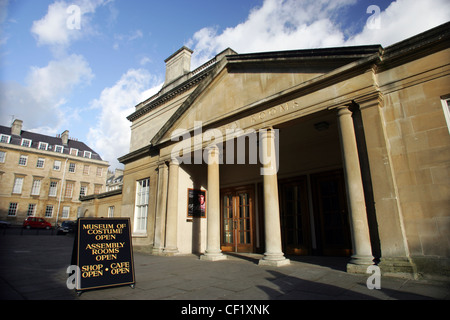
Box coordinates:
[221,186,255,253]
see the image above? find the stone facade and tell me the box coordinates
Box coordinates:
[0,120,110,226]
[90,22,450,279]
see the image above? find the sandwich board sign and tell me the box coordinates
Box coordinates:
[69,217,135,293]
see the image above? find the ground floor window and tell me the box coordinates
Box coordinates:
[27,204,36,216]
[134,178,150,234]
[8,203,18,216]
[45,205,53,218]
[62,206,70,218]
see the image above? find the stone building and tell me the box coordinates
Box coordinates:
[91,22,450,279]
[0,119,110,226]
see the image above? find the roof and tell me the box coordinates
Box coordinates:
[0,125,105,161]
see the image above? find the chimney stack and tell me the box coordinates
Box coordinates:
[61,130,69,145]
[11,119,23,136]
[164,46,193,86]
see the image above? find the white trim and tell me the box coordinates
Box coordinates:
[440,97,450,134]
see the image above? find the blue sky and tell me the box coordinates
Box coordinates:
[0,0,449,169]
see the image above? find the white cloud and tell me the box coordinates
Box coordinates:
[0,54,93,133]
[27,54,93,103]
[346,0,450,46]
[87,69,162,169]
[187,0,450,68]
[187,0,355,67]
[30,0,111,54]
[139,56,152,66]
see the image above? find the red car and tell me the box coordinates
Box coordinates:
[23,217,52,229]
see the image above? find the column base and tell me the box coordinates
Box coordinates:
[163,248,179,256]
[346,254,374,274]
[258,253,290,267]
[200,252,227,261]
[152,247,164,255]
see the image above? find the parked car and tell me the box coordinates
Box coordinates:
[0,220,11,228]
[23,217,52,229]
[57,220,77,235]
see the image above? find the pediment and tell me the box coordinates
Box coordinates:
[154,64,326,145]
[152,45,382,146]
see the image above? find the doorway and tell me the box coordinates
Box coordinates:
[279,170,352,257]
[279,176,311,255]
[311,170,352,256]
[220,185,255,253]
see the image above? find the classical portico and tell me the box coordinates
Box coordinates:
[118,29,450,278]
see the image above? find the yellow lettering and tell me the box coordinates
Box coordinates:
[95,254,117,261]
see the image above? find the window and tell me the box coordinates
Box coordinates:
[62,206,70,218]
[8,203,18,216]
[0,151,6,163]
[36,158,45,168]
[45,205,53,218]
[70,148,78,156]
[65,182,74,198]
[108,206,115,218]
[68,163,76,173]
[21,139,32,147]
[80,185,87,197]
[83,151,92,159]
[53,160,61,171]
[441,96,450,134]
[12,177,24,194]
[134,178,150,234]
[49,181,58,197]
[94,184,102,194]
[96,167,103,177]
[38,142,48,150]
[31,179,41,196]
[83,165,90,175]
[0,134,11,143]
[54,145,64,153]
[27,204,36,216]
[18,155,28,166]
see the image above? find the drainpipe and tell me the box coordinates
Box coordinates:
[56,157,68,228]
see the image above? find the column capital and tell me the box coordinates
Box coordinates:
[336,105,355,117]
[205,144,220,154]
[169,157,180,166]
[259,127,276,138]
[205,144,220,165]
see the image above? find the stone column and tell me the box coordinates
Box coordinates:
[259,128,290,267]
[153,162,168,255]
[337,106,374,273]
[201,145,227,261]
[163,158,179,255]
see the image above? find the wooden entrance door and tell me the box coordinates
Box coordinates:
[221,186,255,253]
[279,177,311,255]
[312,170,352,256]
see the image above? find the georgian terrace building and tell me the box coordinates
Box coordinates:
[0,120,110,226]
[86,22,450,279]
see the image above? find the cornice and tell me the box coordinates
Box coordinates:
[127,63,214,122]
